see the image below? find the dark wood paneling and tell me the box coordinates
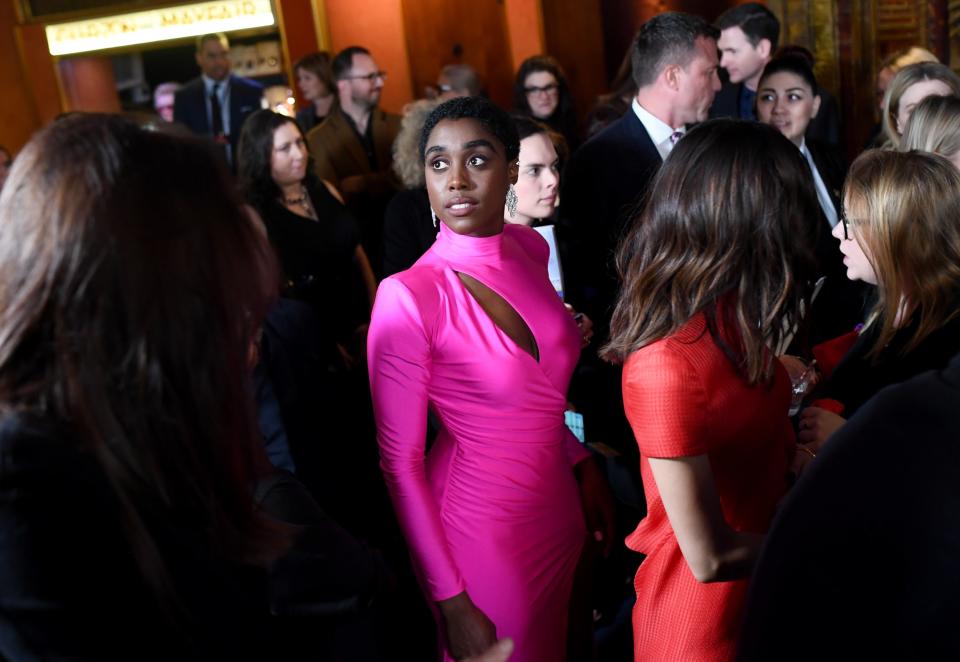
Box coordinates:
[540,0,607,123]
[400,0,514,109]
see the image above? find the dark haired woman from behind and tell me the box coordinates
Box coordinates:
[602,120,819,661]
[367,96,613,662]
[0,114,295,658]
[512,55,580,150]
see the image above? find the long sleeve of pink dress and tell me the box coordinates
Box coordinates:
[368,222,589,661]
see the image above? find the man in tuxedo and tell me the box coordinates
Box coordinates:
[709,3,778,121]
[173,33,263,166]
[307,46,401,277]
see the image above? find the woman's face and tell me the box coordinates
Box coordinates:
[296,68,329,101]
[509,133,559,225]
[832,197,878,285]
[896,79,954,134]
[270,122,309,188]
[424,118,516,237]
[756,71,821,146]
[524,71,560,119]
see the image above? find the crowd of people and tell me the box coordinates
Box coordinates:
[1,2,959,661]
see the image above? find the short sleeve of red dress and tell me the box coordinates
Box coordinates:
[623,339,710,459]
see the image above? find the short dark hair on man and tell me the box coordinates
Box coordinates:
[632,13,720,89]
[195,32,227,53]
[419,97,520,165]
[759,55,818,93]
[332,46,371,81]
[715,3,780,50]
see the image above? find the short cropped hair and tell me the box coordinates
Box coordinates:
[632,12,720,89]
[195,33,228,52]
[440,64,482,96]
[419,96,520,165]
[715,3,780,50]
[332,46,371,81]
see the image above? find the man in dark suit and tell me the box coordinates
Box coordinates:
[559,12,720,469]
[561,12,720,330]
[307,46,401,277]
[173,33,263,167]
[710,3,778,122]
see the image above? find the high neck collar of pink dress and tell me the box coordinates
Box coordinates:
[433,221,505,264]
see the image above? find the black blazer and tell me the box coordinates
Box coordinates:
[709,79,746,119]
[739,351,960,661]
[173,75,263,158]
[559,108,661,326]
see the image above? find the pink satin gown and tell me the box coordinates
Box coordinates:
[367,222,589,662]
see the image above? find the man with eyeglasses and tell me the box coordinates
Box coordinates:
[307,46,401,276]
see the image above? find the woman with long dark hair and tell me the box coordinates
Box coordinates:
[602,120,819,661]
[368,97,612,662]
[512,55,580,150]
[0,114,288,657]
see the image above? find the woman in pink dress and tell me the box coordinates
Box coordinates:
[367,97,611,661]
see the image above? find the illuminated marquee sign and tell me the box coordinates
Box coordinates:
[45,0,275,56]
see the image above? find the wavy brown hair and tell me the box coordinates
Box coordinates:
[843,149,960,360]
[601,120,818,384]
[0,114,286,611]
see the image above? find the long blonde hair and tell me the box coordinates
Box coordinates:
[844,149,960,359]
[601,120,818,384]
[882,62,960,148]
[899,94,960,160]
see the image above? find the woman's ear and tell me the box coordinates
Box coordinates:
[811,94,822,119]
[509,158,519,185]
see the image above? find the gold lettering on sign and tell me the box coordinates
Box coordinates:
[46,0,275,55]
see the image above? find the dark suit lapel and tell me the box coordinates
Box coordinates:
[191,80,211,135]
[331,110,372,173]
[621,108,662,165]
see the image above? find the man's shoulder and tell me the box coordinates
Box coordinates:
[307,109,346,143]
[174,77,203,101]
[572,111,657,166]
[230,75,263,96]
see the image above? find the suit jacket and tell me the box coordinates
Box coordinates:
[306,106,401,198]
[173,74,263,159]
[709,79,747,119]
[559,108,661,326]
[740,351,960,661]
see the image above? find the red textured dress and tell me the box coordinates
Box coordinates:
[622,313,794,661]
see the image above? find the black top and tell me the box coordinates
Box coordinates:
[382,187,437,277]
[295,106,327,136]
[819,309,960,416]
[739,351,960,661]
[0,413,274,660]
[258,179,367,345]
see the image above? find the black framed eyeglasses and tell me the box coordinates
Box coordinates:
[839,209,862,240]
[345,71,387,83]
[524,83,558,96]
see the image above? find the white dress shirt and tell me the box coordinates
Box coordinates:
[799,139,839,228]
[632,99,685,161]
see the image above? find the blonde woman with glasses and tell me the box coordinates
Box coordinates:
[798,150,960,445]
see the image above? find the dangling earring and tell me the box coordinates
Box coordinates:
[431,208,439,228]
[506,185,518,218]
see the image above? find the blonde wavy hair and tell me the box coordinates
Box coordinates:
[392,98,442,188]
[843,149,960,359]
[882,62,960,148]
[899,94,960,162]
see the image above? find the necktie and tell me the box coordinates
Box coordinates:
[669,131,684,145]
[210,83,223,137]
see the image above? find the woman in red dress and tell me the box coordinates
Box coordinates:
[601,120,821,661]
